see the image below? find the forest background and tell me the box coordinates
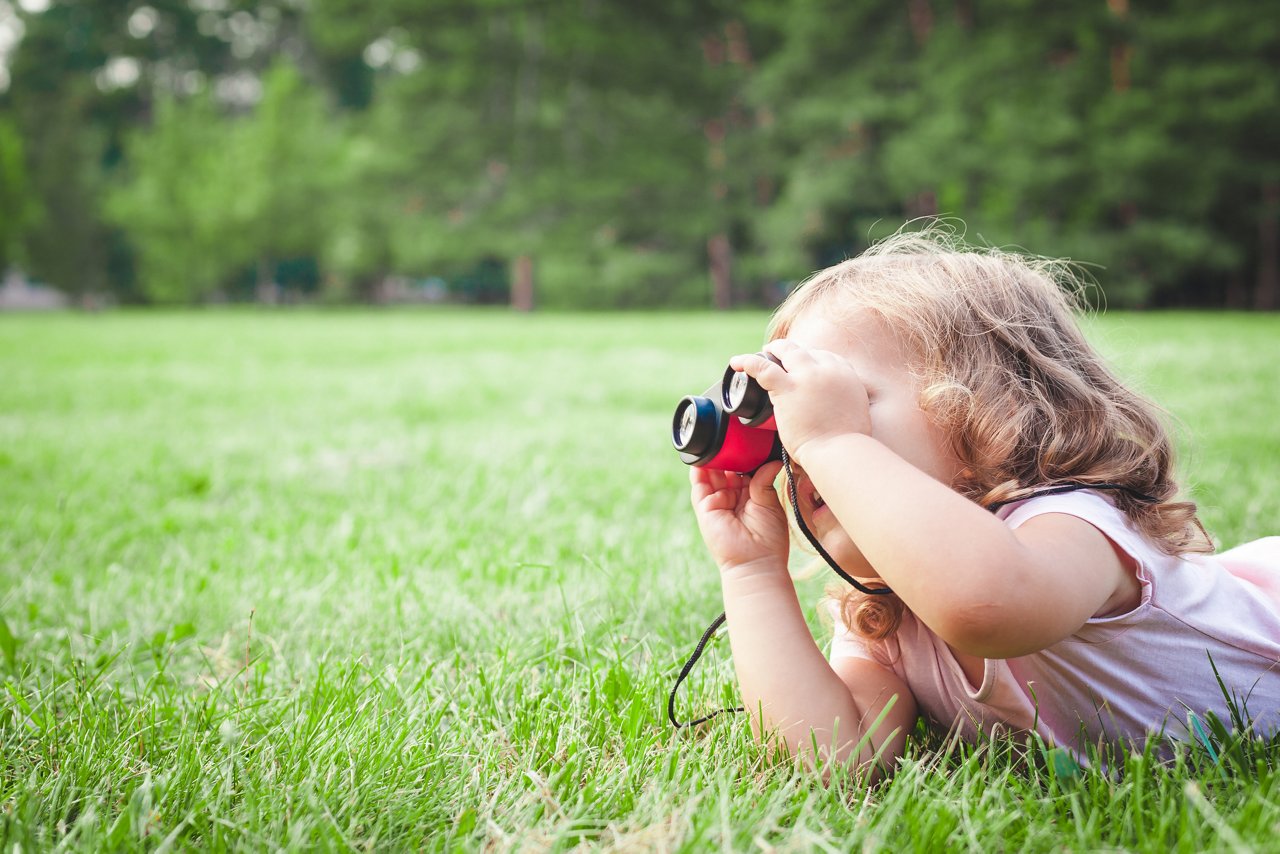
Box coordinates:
[0,0,1277,310]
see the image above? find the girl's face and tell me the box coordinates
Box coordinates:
[781,306,964,573]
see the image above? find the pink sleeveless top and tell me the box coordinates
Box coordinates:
[829,490,1280,755]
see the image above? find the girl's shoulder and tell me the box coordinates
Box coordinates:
[996,489,1280,593]
[994,488,1163,570]
[998,488,1280,643]
[993,487,1131,527]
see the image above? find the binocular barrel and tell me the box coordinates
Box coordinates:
[671,359,780,473]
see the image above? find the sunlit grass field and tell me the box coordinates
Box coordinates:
[2,309,1279,850]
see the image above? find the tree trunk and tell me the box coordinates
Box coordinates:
[512,254,535,312]
[255,256,278,304]
[907,190,938,219]
[1256,180,1280,310]
[1107,0,1132,93]
[708,233,733,310]
[908,0,934,46]
[1226,273,1247,309]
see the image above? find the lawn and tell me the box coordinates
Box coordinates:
[1,309,1278,850]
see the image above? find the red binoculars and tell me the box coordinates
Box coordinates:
[672,357,782,473]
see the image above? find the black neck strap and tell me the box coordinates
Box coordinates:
[780,446,893,596]
[984,481,1159,512]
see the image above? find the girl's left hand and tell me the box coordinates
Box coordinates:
[689,461,789,576]
[729,340,871,465]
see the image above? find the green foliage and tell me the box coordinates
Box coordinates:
[748,0,1280,307]
[235,62,343,262]
[106,94,241,302]
[2,1,1278,306]
[0,117,39,271]
[107,61,342,301]
[319,1,721,305]
[537,245,706,309]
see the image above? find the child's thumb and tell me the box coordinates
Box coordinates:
[748,461,785,507]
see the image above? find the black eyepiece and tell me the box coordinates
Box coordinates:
[720,364,773,426]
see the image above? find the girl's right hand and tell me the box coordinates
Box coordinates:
[689,461,789,576]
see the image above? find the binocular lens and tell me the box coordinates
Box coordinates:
[727,371,751,411]
[672,395,718,456]
[677,402,699,446]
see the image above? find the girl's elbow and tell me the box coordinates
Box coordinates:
[768,716,905,783]
[931,600,1027,659]
[932,582,1086,658]
[772,732,898,785]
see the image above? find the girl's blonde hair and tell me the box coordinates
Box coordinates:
[768,223,1211,641]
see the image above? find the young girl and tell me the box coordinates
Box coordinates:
[689,227,1280,773]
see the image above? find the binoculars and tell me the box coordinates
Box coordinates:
[672,356,782,473]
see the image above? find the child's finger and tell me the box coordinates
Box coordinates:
[726,351,788,390]
[689,464,710,492]
[691,465,730,494]
[710,467,731,492]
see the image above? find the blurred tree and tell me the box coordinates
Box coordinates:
[229,60,342,300]
[0,116,39,272]
[106,93,244,302]
[746,0,917,276]
[313,107,408,301]
[309,0,735,308]
[5,30,112,299]
[746,0,1280,308]
[3,0,229,299]
[3,0,1277,308]
[700,9,788,308]
[108,61,340,302]
[876,1,1128,289]
[1106,1,1280,308]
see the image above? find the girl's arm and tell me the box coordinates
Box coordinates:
[799,434,1132,659]
[731,339,1134,660]
[691,464,917,775]
[721,560,917,774]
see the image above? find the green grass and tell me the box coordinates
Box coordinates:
[1,309,1278,851]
